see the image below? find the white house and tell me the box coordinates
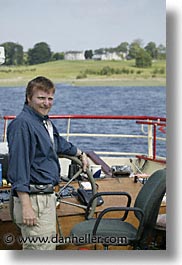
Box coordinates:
[64,51,85,60]
[0,46,5,65]
[93,51,127,61]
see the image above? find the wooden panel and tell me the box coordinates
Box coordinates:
[0,177,166,250]
[0,220,21,250]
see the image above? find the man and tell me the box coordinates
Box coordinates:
[7,76,88,250]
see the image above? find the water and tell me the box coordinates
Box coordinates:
[0,85,166,156]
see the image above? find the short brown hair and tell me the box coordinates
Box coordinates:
[25,76,55,104]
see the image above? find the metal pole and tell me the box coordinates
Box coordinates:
[66,118,71,141]
[148,122,153,158]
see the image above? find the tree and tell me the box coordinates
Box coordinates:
[1,42,24,65]
[128,41,142,59]
[116,42,129,53]
[94,48,105,55]
[135,48,152,68]
[27,42,52,65]
[157,44,166,60]
[52,52,64,61]
[84,50,93,59]
[145,42,158,59]
[14,44,24,65]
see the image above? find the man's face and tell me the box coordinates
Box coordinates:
[27,89,54,116]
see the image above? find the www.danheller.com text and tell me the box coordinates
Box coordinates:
[3,233,128,245]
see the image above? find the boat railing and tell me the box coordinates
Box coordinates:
[1,114,166,162]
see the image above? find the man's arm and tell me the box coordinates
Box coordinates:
[7,120,35,194]
[76,149,89,172]
[56,131,89,172]
[17,192,37,226]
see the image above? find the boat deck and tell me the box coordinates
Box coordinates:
[0,177,166,250]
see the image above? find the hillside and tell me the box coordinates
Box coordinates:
[0,59,166,87]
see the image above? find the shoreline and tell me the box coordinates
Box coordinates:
[73,77,166,87]
[0,77,166,87]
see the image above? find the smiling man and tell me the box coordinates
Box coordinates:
[7,76,88,250]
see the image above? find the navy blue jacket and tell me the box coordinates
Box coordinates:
[7,105,77,194]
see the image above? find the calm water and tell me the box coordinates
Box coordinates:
[0,85,166,156]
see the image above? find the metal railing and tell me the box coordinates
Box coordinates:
[2,114,166,162]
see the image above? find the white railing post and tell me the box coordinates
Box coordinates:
[148,122,153,158]
[3,119,8,142]
[66,118,71,141]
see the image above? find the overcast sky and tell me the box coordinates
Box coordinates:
[1,0,166,52]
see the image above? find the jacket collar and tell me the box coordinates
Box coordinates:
[23,104,49,123]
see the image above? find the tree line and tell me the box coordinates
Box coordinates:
[0,39,166,68]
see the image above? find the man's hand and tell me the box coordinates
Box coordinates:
[17,192,37,226]
[76,149,89,172]
[80,152,89,172]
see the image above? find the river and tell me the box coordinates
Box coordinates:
[0,85,166,156]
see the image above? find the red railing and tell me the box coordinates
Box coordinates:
[136,120,166,161]
[2,114,166,162]
[3,114,166,121]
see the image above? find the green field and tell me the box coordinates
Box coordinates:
[0,59,166,87]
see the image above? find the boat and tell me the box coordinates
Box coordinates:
[0,114,166,250]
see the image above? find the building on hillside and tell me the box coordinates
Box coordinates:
[92,51,127,61]
[0,46,5,65]
[64,51,85,60]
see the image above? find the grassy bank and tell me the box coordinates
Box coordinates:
[0,59,166,87]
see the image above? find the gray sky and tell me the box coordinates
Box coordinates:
[1,0,166,52]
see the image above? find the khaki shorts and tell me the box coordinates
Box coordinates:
[13,193,57,250]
